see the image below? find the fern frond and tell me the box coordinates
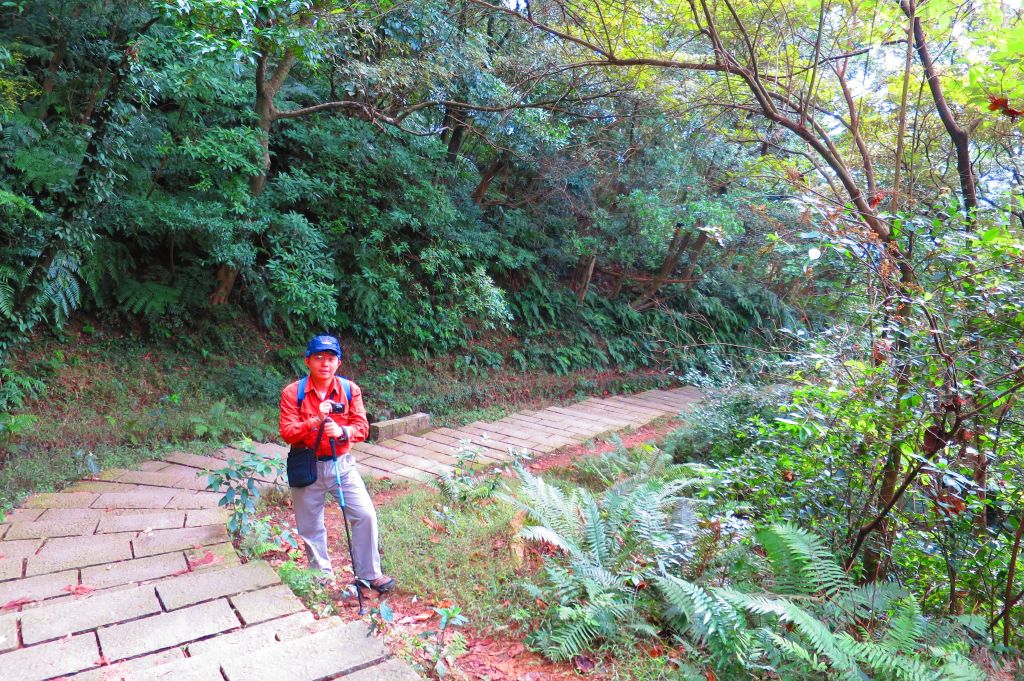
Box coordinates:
[757,523,850,599]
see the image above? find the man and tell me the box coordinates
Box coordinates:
[279,334,395,593]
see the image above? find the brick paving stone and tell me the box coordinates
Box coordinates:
[0,538,43,580]
[577,403,647,426]
[355,463,383,479]
[455,439,515,462]
[0,524,6,540]
[184,508,229,528]
[610,397,679,416]
[249,442,287,458]
[392,453,451,476]
[572,405,647,426]
[111,471,193,489]
[25,492,100,509]
[460,424,539,450]
[4,517,98,541]
[21,583,162,644]
[185,611,315,657]
[155,561,279,610]
[26,533,133,576]
[220,623,388,681]
[34,508,107,522]
[418,430,462,446]
[384,439,459,466]
[98,598,239,661]
[65,481,137,493]
[2,509,44,523]
[392,466,436,483]
[129,653,228,681]
[596,396,666,416]
[92,490,178,510]
[229,584,305,625]
[547,405,628,428]
[393,434,460,457]
[471,420,545,445]
[0,568,78,605]
[344,659,422,681]
[133,524,228,558]
[81,552,190,590]
[356,442,407,461]
[212,447,247,463]
[501,414,586,442]
[163,451,226,470]
[186,542,241,571]
[67,649,185,681]
[164,491,223,510]
[96,511,185,534]
[357,456,407,475]
[0,631,100,681]
[0,612,17,653]
[140,460,172,472]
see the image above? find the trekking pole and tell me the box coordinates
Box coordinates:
[328,430,366,615]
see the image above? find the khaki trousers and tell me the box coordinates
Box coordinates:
[290,456,383,581]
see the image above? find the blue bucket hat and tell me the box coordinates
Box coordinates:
[305,334,343,359]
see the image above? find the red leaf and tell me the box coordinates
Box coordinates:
[989,96,1008,111]
[2,597,36,610]
[191,550,220,568]
[63,584,95,597]
[170,566,193,576]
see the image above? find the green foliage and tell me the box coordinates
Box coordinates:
[661,384,786,464]
[191,400,274,441]
[433,450,504,508]
[206,451,284,535]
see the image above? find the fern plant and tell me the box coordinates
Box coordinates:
[504,462,697,661]
[656,524,985,680]
[513,456,986,679]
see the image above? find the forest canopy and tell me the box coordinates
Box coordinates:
[2,0,1024,677]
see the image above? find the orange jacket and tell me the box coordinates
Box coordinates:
[279,375,370,457]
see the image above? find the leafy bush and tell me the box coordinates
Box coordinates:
[213,364,286,405]
[661,384,789,463]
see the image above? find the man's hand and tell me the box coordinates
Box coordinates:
[324,421,347,440]
[318,401,333,417]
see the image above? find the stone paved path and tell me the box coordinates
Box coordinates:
[0,386,700,680]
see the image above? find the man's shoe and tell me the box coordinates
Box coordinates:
[360,575,396,594]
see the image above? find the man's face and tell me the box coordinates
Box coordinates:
[305,351,341,380]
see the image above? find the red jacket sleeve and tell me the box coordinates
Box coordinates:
[279,380,320,447]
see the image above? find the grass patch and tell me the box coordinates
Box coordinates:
[378,486,537,632]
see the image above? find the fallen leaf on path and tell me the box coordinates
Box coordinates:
[574,653,596,672]
[190,550,221,568]
[63,584,96,597]
[2,597,36,610]
[397,611,436,624]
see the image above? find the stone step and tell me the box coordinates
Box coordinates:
[219,621,388,681]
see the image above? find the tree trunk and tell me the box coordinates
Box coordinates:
[899,0,978,222]
[630,226,689,310]
[576,255,597,303]
[210,48,296,305]
[471,156,506,204]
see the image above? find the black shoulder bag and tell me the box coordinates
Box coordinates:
[287,419,327,488]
